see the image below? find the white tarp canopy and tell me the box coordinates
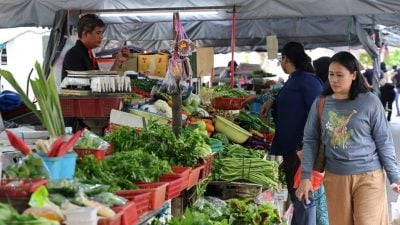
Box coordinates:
[2,0,399,91]
[1,0,400,51]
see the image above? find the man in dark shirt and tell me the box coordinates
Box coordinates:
[62,14,126,80]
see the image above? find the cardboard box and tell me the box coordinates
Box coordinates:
[138,54,169,77]
[120,53,138,72]
[196,47,214,77]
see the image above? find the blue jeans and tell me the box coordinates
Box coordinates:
[283,151,317,225]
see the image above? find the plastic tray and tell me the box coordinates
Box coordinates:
[115,190,152,216]
[135,182,168,210]
[0,179,47,198]
[60,97,122,118]
[188,165,205,188]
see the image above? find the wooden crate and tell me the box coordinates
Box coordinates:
[205,181,262,199]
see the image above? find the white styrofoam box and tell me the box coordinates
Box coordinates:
[64,207,97,223]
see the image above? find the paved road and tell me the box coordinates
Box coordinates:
[387,114,400,223]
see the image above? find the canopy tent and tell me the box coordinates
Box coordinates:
[1,0,400,49]
[2,0,400,90]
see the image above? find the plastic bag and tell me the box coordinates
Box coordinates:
[91,192,128,207]
[28,186,64,221]
[192,197,226,219]
[392,195,400,225]
[74,129,110,150]
[293,151,324,191]
[4,153,49,179]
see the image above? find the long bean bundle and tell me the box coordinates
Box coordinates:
[213,157,279,188]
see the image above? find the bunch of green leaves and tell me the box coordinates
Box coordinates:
[0,63,65,137]
[131,78,158,92]
[105,121,208,167]
[75,156,136,191]
[167,209,229,225]
[236,111,275,133]
[105,150,172,182]
[103,126,141,152]
[211,85,249,98]
[224,198,281,225]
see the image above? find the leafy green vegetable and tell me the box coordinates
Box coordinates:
[211,85,249,98]
[75,156,137,191]
[104,121,210,167]
[0,63,65,137]
[106,150,172,182]
[131,78,158,92]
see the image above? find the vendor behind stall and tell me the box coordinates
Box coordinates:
[62,14,127,80]
[61,14,127,132]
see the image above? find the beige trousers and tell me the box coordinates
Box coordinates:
[324,169,389,225]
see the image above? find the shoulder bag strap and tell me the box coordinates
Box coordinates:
[318,95,326,126]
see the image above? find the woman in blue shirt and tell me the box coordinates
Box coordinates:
[269,42,323,225]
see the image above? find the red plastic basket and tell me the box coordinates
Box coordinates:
[60,97,122,118]
[113,201,139,225]
[98,208,123,225]
[0,179,47,198]
[115,190,152,216]
[159,176,186,199]
[198,153,215,179]
[160,167,191,191]
[211,97,247,110]
[73,147,108,160]
[188,165,205,188]
[0,179,47,213]
[135,182,168,210]
[131,85,151,98]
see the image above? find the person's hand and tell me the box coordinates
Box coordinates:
[260,99,273,117]
[391,181,400,193]
[295,179,314,204]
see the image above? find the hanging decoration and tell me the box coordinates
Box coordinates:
[160,15,195,96]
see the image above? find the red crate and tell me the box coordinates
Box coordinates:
[135,182,167,210]
[159,176,186,199]
[0,179,47,198]
[115,191,151,216]
[131,85,151,98]
[113,201,139,225]
[73,147,108,160]
[0,179,47,213]
[211,97,247,110]
[60,97,122,118]
[188,165,205,188]
[161,167,191,191]
[198,153,216,179]
[98,208,123,225]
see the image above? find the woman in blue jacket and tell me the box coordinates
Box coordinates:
[266,42,323,225]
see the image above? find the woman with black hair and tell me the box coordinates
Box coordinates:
[268,42,323,225]
[296,51,400,225]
